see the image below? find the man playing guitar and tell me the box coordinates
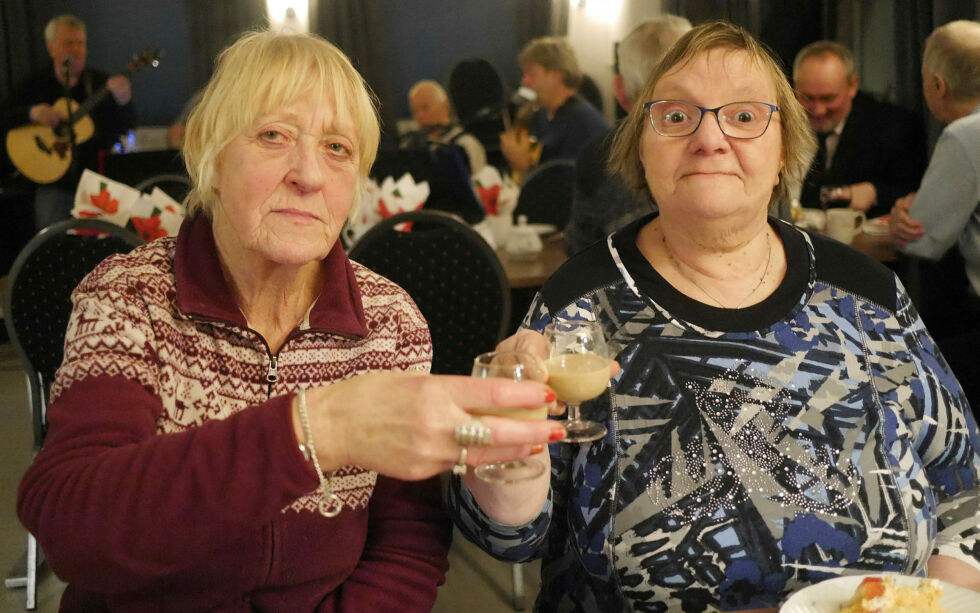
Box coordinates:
[3,14,135,230]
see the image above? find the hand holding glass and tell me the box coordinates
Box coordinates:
[544,320,611,443]
[469,351,548,483]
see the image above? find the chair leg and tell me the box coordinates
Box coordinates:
[26,533,37,610]
[4,533,39,610]
[511,562,525,611]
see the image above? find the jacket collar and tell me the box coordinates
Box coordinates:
[173,215,368,339]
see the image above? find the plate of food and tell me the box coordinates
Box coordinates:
[862,215,891,236]
[780,573,980,612]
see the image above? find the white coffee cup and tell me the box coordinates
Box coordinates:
[825,208,865,244]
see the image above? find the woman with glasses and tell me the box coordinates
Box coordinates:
[449,21,980,611]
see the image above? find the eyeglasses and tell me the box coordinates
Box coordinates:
[644,100,780,139]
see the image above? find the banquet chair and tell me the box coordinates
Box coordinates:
[514,159,576,231]
[448,58,508,169]
[3,218,143,610]
[349,210,510,376]
[134,172,192,203]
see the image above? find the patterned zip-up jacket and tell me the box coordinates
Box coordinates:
[450,215,980,612]
[18,216,450,612]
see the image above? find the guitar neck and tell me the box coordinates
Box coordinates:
[69,87,114,124]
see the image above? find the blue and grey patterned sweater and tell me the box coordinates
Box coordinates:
[449,215,980,612]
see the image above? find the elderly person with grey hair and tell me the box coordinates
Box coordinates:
[450,21,980,612]
[889,20,980,411]
[2,13,135,230]
[500,35,607,175]
[404,79,487,172]
[17,30,559,612]
[564,14,692,255]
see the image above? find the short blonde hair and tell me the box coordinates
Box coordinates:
[518,36,582,89]
[182,30,380,219]
[923,20,980,101]
[610,21,816,209]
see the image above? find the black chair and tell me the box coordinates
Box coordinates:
[448,58,508,169]
[514,159,576,231]
[134,172,192,203]
[3,218,143,610]
[349,210,510,375]
[578,74,604,115]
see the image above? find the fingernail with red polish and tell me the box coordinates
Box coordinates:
[545,389,556,403]
[530,444,545,454]
[549,426,566,441]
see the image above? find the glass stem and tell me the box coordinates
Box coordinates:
[567,402,581,423]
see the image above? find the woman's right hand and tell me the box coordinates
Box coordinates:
[296,372,560,482]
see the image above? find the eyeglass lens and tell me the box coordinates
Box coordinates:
[648,101,775,138]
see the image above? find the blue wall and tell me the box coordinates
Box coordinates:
[378,0,521,120]
[23,1,522,127]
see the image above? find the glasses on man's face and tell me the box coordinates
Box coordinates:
[644,100,780,139]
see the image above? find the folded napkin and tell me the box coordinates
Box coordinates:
[472,165,518,217]
[377,173,430,219]
[472,166,519,245]
[344,179,381,245]
[72,168,140,227]
[72,169,185,241]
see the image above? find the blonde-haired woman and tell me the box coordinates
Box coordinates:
[451,21,980,611]
[18,30,559,611]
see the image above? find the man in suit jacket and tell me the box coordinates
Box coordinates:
[794,41,926,218]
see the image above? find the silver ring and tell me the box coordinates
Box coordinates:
[454,419,492,446]
[452,446,468,475]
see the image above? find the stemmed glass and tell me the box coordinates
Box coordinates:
[469,350,549,483]
[543,319,611,443]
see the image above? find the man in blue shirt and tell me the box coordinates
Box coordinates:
[500,36,607,178]
[889,20,980,410]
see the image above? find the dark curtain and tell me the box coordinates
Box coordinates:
[310,0,391,129]
[516,0,569,47]
[184,0,268,91]
[666,0,830,75]
[0,0,41,103]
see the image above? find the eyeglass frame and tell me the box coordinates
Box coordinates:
[643,100,780,139]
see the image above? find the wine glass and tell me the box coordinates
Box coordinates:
[469,350,549,484]
[543,319,611,443]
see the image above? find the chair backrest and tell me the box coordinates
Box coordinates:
[514,159,576,230]
[348,210,510,375]
[578,74,604,115]
[3,218,144,448]
[448,58,508,168]
[134,173,192,203]
[448,58,506,125]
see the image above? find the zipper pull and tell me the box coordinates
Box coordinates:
[266,355,279,384]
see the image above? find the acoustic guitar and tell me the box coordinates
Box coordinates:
[6,49,161,184]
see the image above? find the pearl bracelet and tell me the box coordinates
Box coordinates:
[297,388,342,517]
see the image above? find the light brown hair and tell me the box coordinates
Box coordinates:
[609,21,816,209]
[518,36,582,89]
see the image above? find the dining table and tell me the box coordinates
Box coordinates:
[496,234,568,289]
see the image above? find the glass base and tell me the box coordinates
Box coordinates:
[559,418,607,443]
[474,459,545,484]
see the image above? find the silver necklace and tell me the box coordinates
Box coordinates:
[662,231,772,309]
